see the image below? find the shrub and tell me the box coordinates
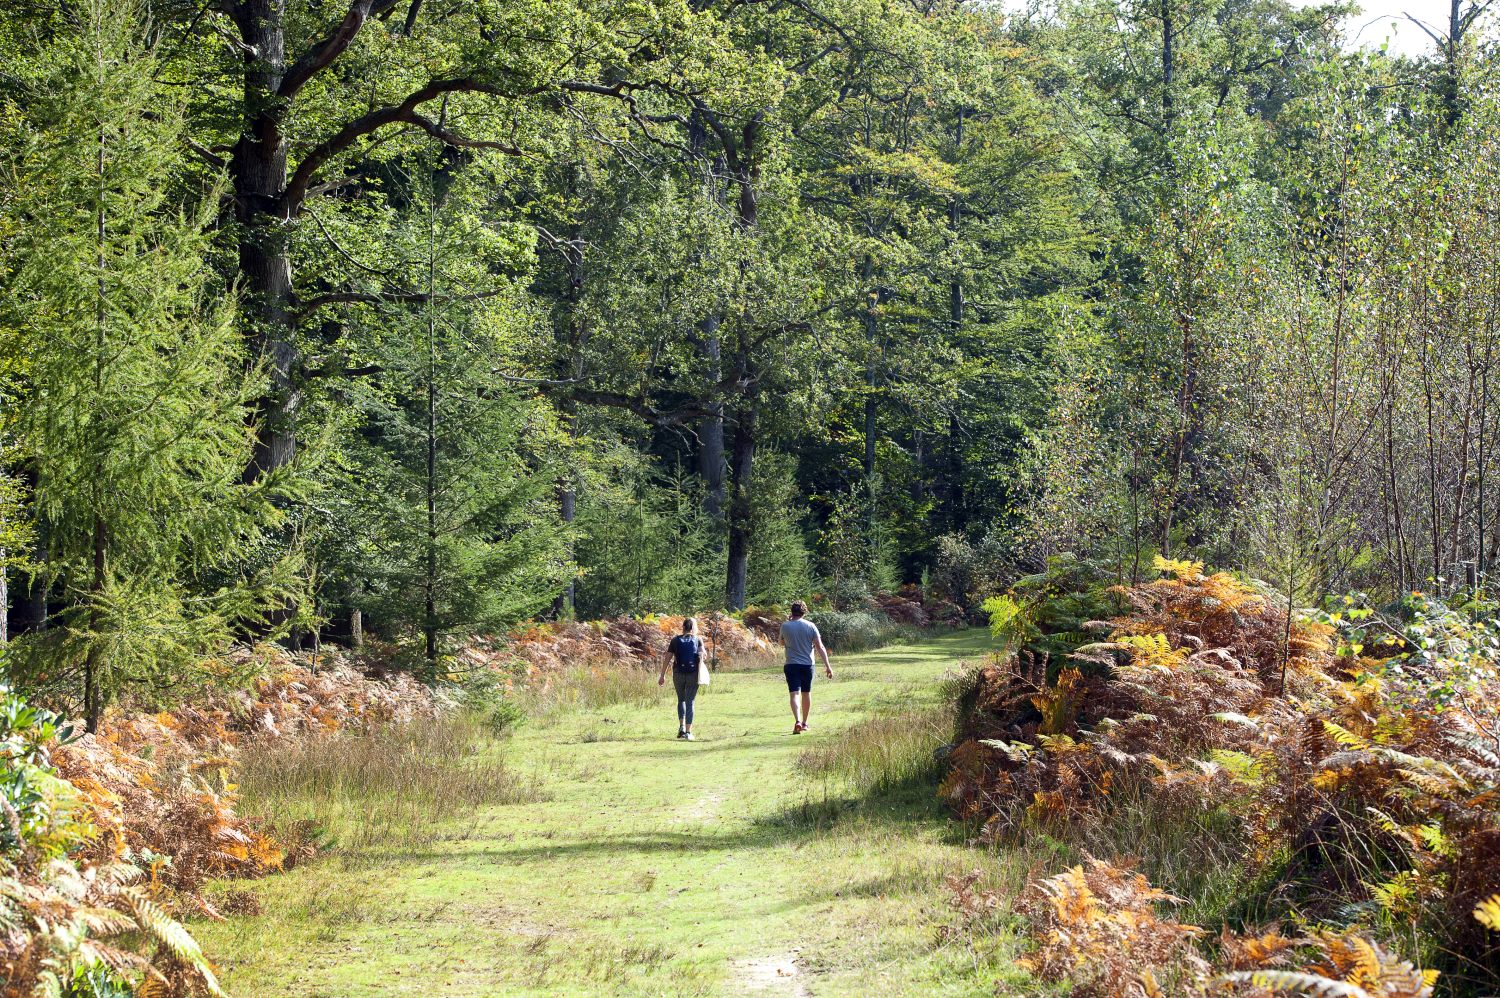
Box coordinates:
[813,610,912,653]
[931,530,1011,613]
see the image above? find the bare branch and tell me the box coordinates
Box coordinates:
[407,112,527,156]
[283,77,525,214]
[187,138,228,170]
[1403,12,1447,48]
[280,0,404,100]
[296,285,513,319]
[305,208,400,278]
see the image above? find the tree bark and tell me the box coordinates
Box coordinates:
[721,113,762,609]
[725,402,757,609]
[697,317,726,521]
[231,1,299,478]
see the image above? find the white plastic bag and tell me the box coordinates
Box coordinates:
[697,659,712,686]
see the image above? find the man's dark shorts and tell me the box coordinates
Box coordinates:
[784,663,814,693]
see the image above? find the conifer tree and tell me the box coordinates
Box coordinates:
[323,160,566,670]
[3,0,292,729]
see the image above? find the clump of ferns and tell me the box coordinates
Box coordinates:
[943,557,1500,991]
[1,854,223,997]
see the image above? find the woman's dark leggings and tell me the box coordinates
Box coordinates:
[672,669,699,726]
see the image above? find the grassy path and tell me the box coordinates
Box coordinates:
[200,629,1029,997]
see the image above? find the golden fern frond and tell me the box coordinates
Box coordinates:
[1346,934,1382,985]
[1475,894,1500,931]
[1323,721,1373,750]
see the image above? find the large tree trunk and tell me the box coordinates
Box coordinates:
[553,395,578,618]
[231,1,299,478]
[722,114,762,610]
[725,402,757,610]
[697,317,726,521]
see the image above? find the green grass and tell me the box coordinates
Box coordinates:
[196,630,1037,997]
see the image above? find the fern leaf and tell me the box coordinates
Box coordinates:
[1322,720,1372,750]
[1475,894,1500,931]
[1210,712,1260,730]
[1219,970,1375,998]
[117,886,225,996]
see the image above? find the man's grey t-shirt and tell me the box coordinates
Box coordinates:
[780,618,821,666]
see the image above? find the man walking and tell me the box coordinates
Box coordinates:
[779,601,832,734]
[659,617,704,740]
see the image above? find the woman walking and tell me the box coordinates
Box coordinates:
[658,618,705,740]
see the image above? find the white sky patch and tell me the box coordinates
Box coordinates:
[999,1,1480,59]
[1318,0,1455,57]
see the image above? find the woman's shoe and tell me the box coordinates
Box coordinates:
[684,732,695,741]
[676,730,686,739]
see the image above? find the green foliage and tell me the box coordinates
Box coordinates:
[747,453,816,607]
[931,531,1010,613]
[0,685,84,858]
[993,554,1121,667]
[572,450,721,619]
[983,594,1037,657]
[314,162,566,664]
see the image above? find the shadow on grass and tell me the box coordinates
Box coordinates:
[336,757,965,872]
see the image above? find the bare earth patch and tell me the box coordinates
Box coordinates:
[679,789,726,822]
[734,952,811,995]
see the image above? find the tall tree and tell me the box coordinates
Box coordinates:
[3,0,293,729]
[319,156,566,666]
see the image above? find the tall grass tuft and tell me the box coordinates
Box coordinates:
[813,611,921,653]
[510,664,664,720]
[234,711,540,853]
[799,704,953,794]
